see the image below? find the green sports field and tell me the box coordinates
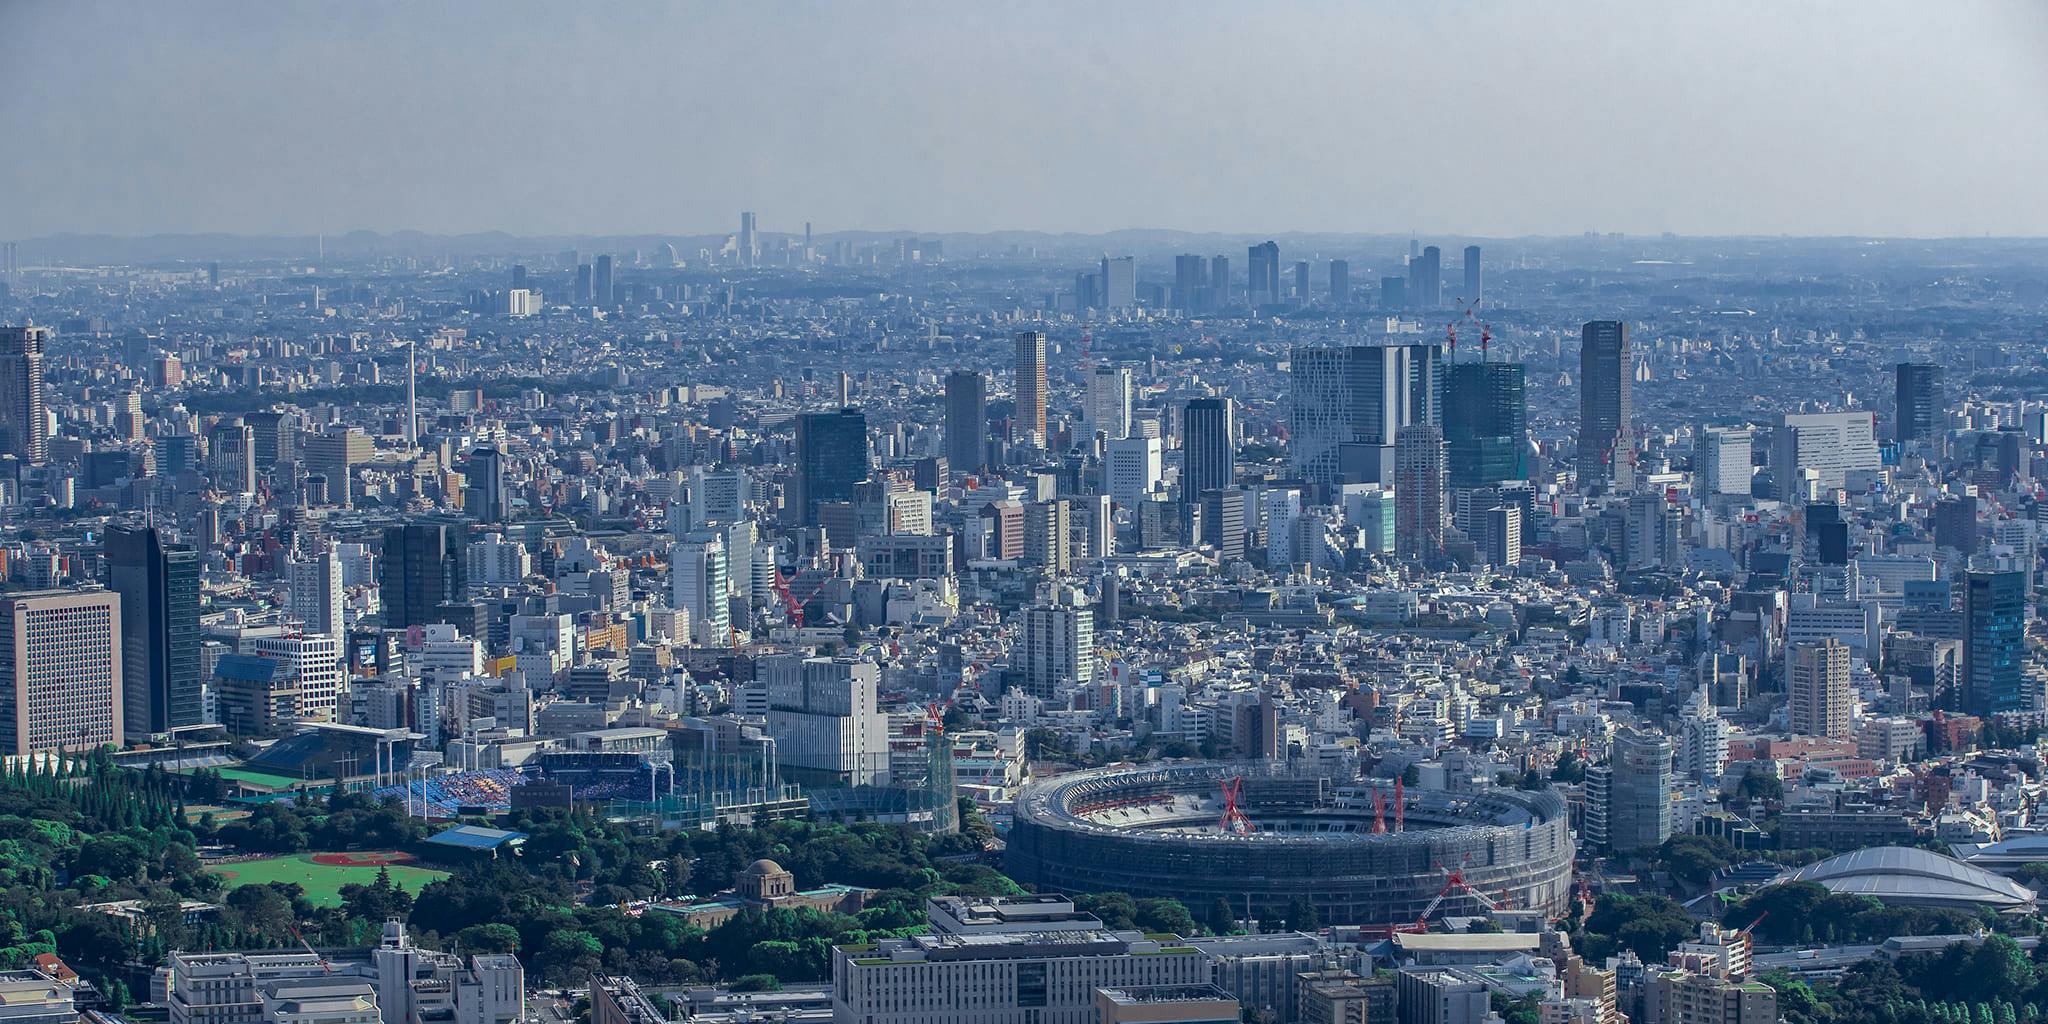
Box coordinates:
[207,853,448,907]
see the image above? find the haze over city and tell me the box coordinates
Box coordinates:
[5,1,2048,239]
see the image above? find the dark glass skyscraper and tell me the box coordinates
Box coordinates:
[1462,245,1482,305]
[106,524,201,741]
[1181,398,1236,500]
[1963,569,2025,715]
[943,370,987,477]
[1247,241,1281,306]
[593,253,615,305]
[464,446,508,523]
[1895,362,1944,444]
[1014,331,1047,443]
[380,520,468,629]
[1328,260,1350,308]
[1413,245,1442,309]
[1443,361,1527,490]
[1577,320,1632,490]
[795,409,871,525]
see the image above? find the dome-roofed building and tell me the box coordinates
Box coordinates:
[640,857,870,929]
[1950,834,2048,875]
[1769,846,2037,913]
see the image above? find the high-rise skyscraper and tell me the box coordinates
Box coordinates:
[672,530,731,647]
[1413,245,1442,308]
[1442,362,1527,490]
[1462,245,1481,306]
[1328,260,1350,308]
[1895,362,1944,445]
[1014,331,1048,444]
[0,589,122,755]
[1084,365,1133,442]
[0,326,49,464]
[1172,255,1208,311]
[1099,256,1137,309]
[1181,398,1236,501]
[464,447,508,523]
[1773,412,1879,495]
[573,263,593,304]
[106,525,201,742]
[1577,320,1631,491]
[1209,255,1230,306]
[379,521,467,630]
[1605,728,1673,852]
[1394,424,1447,564]
[1247,241,1281,306]
[794,409,870,525]
[1289,343,1443,490]
[1292,261,1310,301]
[1022,594,1095,700]
[1963,569,2025,715]
[739,211,759,267]
[942,370,987,476]
[1788,638,1852,738]
[290,545,348,649]
[593,254,614,306]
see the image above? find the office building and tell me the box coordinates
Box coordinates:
[106,524,202,741]
[1475,504,1521,568]
[1209,254,1230,306]
[250,632,344,724]
[1293,260,1310,300]
[1106,435,1163,506]
[1606,728,1674,853]
[0,589,122,756]
[1934,497,1979,554]
[1023,596,1095,700]
[1788,638,1852,738]
[762,654,889,786]
[0,327,48,464]
[1412,245,1442,309]
[1014,331,1048,443]
[1096,986,1241,1024]
[671,531,731,647]
[1773,411,1880,495]
[1290,342,1443,490]
[942,370,987,476]
[1248,241,1281,306]
[1963,570,2026,715]
[1395,968,1489,1024]
[289,547,347,648]
[1201,488,1249,562]
[794,409,870,525]
[1443,361,1527,489]
[1181,398,1236,501]
[1695,426,1754,497]
[1328,259,1350,307]
[1394,424,1447,564]
[378,521,467,630]
[1100,256,1137,309]
[592,254,614,305]
[1381,276,1406,309]
[1085,365,1134,441]
[1023,499,1072,573]
[738,211,758,266]
[831,896,1206,1024]
[1462,245,1481,305]
[1577,321,1631,491]
[462,447,508,523]
[1895,362,1944,444]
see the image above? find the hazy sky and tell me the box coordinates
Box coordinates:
[4,1,2046,239]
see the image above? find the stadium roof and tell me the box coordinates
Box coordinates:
[423,825,528,850]
[1770,846,2037,911]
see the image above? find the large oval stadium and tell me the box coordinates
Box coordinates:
[1006,762,1574,928]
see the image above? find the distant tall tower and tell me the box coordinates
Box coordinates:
[463,446,507,523]
[1414,246,1443,308]
[1172,255,1208,311]
[593,254,615,305]
[1247,242,1281,306]
[1462,245,1482,306]
[1209,255,1230,306]
[1099,257,1137,309]
[0,326,49,464]
[1895,362,1944,444]
[1014,331,1048,444]
[1084,365,1133,441]
[1963,569,2026,715]
[943,370,987,476]
[379,521,467,630]
[1181,398,1236,500]
[1394,424,1447,563]
[1443,362,1527,490]
[1292,260,1310,301]
[1328,260,1350,308]
[1577,320,1632,491]
[739,211,759,267]
[404,340,418,447]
